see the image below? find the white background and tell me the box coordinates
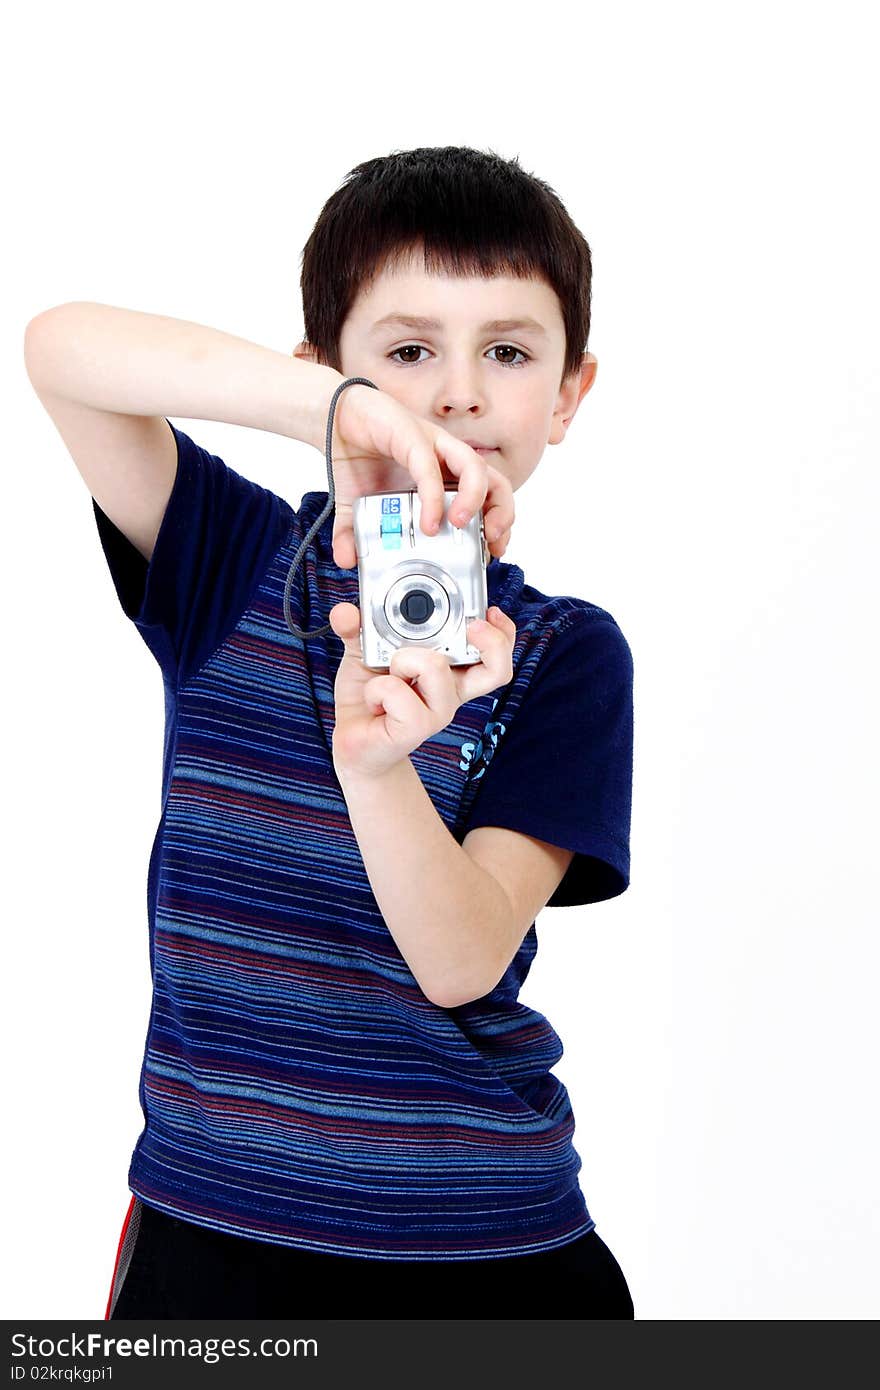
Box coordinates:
[4,0,877,1320]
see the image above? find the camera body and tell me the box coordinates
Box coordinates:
[353,488,490,670]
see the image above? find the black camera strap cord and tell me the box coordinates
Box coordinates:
[282,376,378,641]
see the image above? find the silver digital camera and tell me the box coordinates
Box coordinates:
[352,488,490,670]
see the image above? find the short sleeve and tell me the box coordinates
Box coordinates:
[91,420,290,683]
[462,616,634,907]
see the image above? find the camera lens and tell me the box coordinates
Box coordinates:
[400,589,435,626]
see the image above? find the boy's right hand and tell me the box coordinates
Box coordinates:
[322,382,515,571]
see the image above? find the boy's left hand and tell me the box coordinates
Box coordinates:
[329,602,515,783]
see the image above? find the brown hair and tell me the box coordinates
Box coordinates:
[299,145,592,385]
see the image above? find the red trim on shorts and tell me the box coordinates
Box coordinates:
[104,1194,136,1320]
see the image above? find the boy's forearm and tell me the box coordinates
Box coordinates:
[23,300,344,451]
[336,758,512,1009]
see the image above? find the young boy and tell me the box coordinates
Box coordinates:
[24,146,635,1319]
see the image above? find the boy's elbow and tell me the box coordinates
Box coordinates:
[428,970,495,1010]
[428,983,471,1010]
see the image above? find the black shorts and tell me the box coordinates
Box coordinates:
[107,1196,635,1320]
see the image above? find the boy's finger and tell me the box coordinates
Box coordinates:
[388,646,457,717]
[481,466,516,541]
[453,611,515,701]
[406,435,451,536]
[332,537,352,569]
[482,508,511,548]
[328,602,363,654]
[466,608,516,671]
[468,607,513,638]
[433,433,489,527]
[331,502,360,568]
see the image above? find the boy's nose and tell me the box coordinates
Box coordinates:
[433,379,487,418]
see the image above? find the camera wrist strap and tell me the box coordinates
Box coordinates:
[283,376,378,640]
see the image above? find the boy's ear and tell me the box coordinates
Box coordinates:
[292,338,318,363]
[293,338,338,371]
[548,352,598,445]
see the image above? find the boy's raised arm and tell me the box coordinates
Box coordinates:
[24,301,346,447]
[23,301,345,562]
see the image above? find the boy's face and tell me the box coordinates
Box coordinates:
[295,248,596,495]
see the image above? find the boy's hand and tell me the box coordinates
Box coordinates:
[324,383,515,571]
[329,602,516,783]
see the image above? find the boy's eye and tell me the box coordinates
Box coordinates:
[489,344,529,367]
[387,344,530,368]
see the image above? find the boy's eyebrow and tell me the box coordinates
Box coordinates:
[369,313,549,338]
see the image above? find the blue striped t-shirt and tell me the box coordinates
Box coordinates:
[91,419,634,1260]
